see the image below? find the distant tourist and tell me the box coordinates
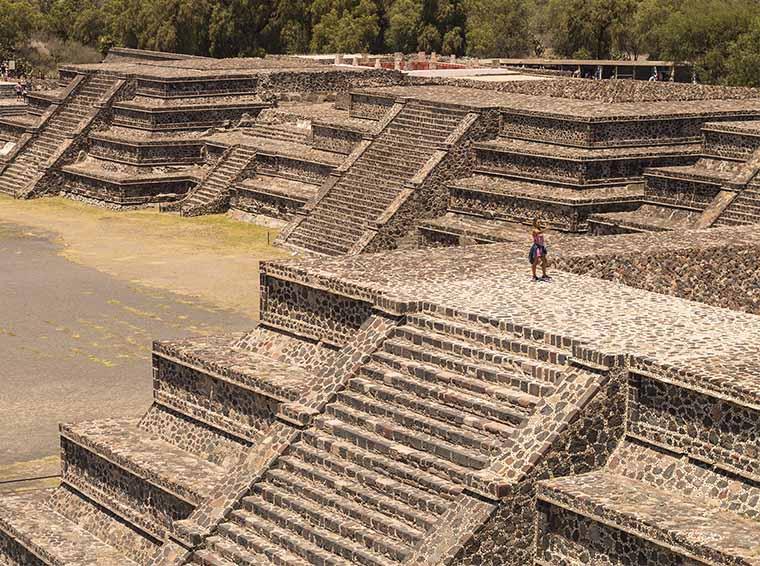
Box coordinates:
[529,219,550,282]
[14,81,22,99]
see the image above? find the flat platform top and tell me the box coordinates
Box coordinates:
[451,175,643,203]
[274,102,375,131]
[703,119,760,135]
[207,130,344,165]
[268,225,760,388]
[68,58,384,80]
[360,85,760,120]
[477,137,701,159]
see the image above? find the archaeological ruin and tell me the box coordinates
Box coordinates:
[0,47,759,565]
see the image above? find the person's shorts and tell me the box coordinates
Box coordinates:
[529,244,547,263]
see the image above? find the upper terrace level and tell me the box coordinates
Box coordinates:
[264,224,760,394]
[357,84,760,121]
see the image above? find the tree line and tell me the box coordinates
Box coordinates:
[1,0,760,85]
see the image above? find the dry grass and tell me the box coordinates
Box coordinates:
[0,196,291,318]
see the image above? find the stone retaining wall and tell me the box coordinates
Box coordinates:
[552,226,760,315]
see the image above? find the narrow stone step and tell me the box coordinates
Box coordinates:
[350,370,524,433]
[253,479,415,560]
[301,428,462,500]
[288,230,348,256]
[339,383,512,450]
[393,325,565,385]
[239,496,400,566]
[314,412,479,486]
[380,338,556,399]
[325,401,490,470]
[277,450,439,529]
[265,465,424,545]
[193,546,237,566]
[218,520,319,565]
[406,312,570,365]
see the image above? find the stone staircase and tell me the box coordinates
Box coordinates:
[714,182,760,226]
[0,328,332,565]
[284,101,470,255]
[536,367,760,565]
[180,146,257,217]
[187,309,582,565]
[0,73,119,199]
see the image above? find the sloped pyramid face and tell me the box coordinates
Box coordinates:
[188,310,609,565]
[537,370,760,565]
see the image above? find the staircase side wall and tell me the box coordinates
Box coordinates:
[447,368,627,566]
[364,110,501,254]
[261,274,376,347]
[553,236,760,316]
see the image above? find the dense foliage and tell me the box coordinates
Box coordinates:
[2,0,760,85]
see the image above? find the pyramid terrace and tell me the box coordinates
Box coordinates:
[1,48,760,566]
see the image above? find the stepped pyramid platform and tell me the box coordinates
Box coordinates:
[408,84,760,246]
[193,126,345,221]
[266,81,760,255]
[590,120,760,233]
[0,47,403,207]
[2,225,760,564]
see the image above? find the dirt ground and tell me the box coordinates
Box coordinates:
[0,195,290,490]
[0,196,289,318]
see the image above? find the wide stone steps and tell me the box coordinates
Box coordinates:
[0,73,119,199]
[303,211,367,236]
[288,234,350,256]
[276,450,438,530]
[283,100,468,254]
[368,144,432,161]
[222,511,353,565]
[287,229,351,256]
[354,365,529,430]
[338,382,512,450]
[0,491,138,566]
[381,334,558,397]
[538,471,760,566]
[313,412,478,486]
[396,321,565,382]
[193,546,239,566]
[331,177,402,201]
[319,199,380,221]
[324,399,491,470]
[239,495,403,566]
[251,124,310,144]
[215,511,334,566]
[295,218,364,248]
[254,476,418,556]
[407,313,567,360]
[181,147,256,215]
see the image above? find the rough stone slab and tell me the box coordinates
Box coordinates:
[61,418,226,504]
[539,471,760,565]
[0,490,137,566]
[153,334,315,402]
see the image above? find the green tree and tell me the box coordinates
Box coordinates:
[310,0,380,53]
[464,0,532,57]
[657,0,757,84]
[0,0,42,55]
[547,0,634,59]
[723,18,760,87]
[385,0,422,52]
[441,25,463,55]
